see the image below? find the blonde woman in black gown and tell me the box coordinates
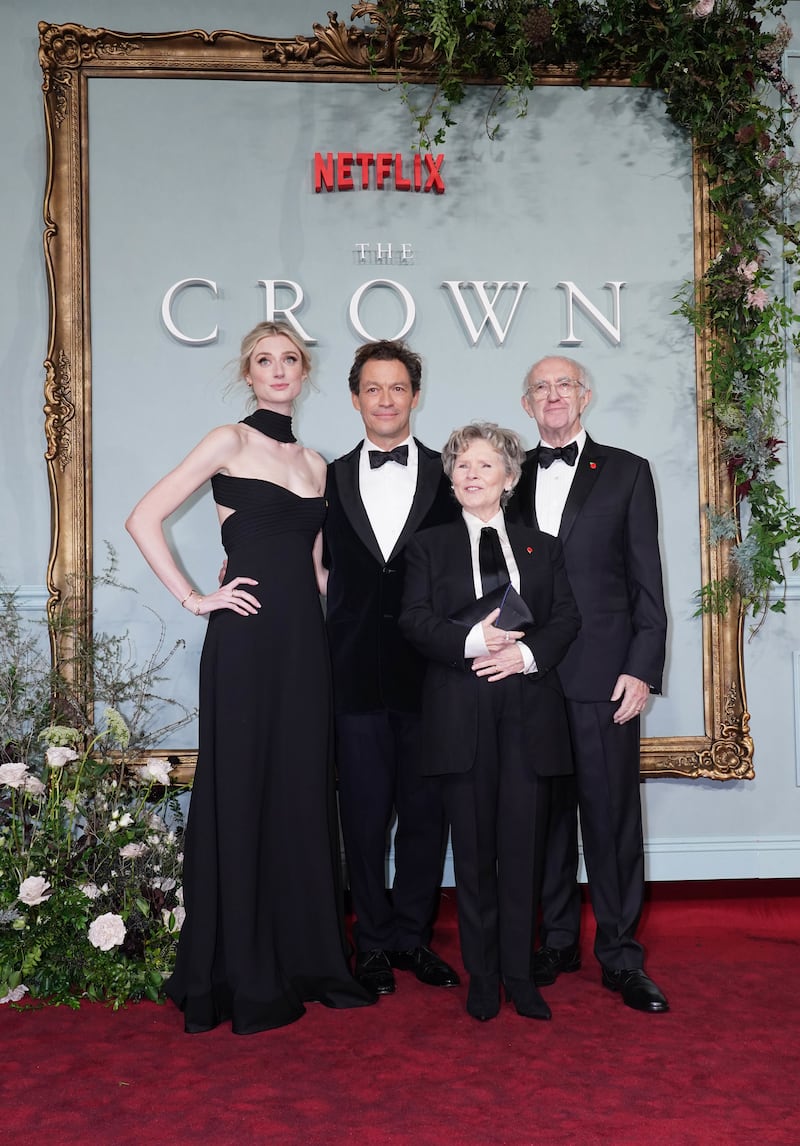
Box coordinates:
[126,322,374,1033]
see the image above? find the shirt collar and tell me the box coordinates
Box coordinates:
[538,427,587,455]
[461,506,506,541]
[362,434,416,458]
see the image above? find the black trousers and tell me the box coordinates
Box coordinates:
[539,699,645,970]
[336,710,448,952]
[442,677,549,981]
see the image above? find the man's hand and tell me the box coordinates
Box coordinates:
[610,674,650,724]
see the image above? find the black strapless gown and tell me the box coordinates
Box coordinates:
[165,476,373,1033]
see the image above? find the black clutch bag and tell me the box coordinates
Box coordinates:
[448,583,533,631]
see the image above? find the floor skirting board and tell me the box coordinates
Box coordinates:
[384,836,800,887]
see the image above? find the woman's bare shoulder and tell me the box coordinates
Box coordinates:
[304,446,328,474]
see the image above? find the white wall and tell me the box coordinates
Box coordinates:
[2,0,799,880]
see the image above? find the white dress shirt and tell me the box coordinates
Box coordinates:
[461,508,536,674]
[359,435,418,561]
[535,428,587,537]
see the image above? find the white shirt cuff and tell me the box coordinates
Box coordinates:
[519,642,537,675]
[464,622,489,659]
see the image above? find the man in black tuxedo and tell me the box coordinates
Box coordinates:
[324,339,460,997]
[510,355,669,1013]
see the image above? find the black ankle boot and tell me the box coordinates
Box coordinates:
[503,977,552,1020]
[467,974,500,1021]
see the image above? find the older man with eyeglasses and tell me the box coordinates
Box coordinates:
[508,355,669,1014]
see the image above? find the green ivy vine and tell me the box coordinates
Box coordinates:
[379,0,800,621]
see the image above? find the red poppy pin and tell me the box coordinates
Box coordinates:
[526,546,533,554]
[589,461,597,470]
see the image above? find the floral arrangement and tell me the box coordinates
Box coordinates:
[0,581,191,1008]
[378,0,800,619]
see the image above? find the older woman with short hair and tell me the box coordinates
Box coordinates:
[400,422,579,1022]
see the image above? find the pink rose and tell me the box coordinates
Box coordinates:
[0,762,29,789]
[119,842,148,860]
[45,746,79,769]
[22,775,46,797]
[736,259,759,282]
[746,287,769,310]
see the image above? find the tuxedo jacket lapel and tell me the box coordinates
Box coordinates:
[388,441,445,562]
[518,454,540,529]
[332,445,384,565]
[558,435,605,544]
[448,520,480,615]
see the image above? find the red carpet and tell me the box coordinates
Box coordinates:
[3,882,799,1145]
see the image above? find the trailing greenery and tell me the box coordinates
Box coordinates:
[0,574,194,1008]
[383,0,800,619]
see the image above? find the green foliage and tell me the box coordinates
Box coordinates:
[0,579,194,1008]
[385,0,800,620]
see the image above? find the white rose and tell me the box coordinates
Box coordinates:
[45,746,79,769]
[151,876,176,892]
[0,984,29,1004]
[107,820,119,834]
[18,876,52,906]
[22,775,47,797]
[136,757,173,786]
[79,882,102,900]
[0,762,29,789]
[88,912,126,951]
[161,905,186,933]
[118,813,133,829]
[119,842,148,860]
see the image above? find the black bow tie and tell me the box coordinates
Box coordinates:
[538,442,578,469]
[369,445,409,469]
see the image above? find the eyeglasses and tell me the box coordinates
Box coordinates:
[526,378,584,400]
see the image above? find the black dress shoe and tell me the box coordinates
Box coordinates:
[354,949,395,996]
[601,967,669,1013]
[503,977,552,1021]
[387,946,460,988]
[533,944,581,986]
[466,974,500,1021]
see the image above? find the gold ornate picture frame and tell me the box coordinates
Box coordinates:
[37,13,753,781]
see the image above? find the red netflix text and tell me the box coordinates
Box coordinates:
[313,152,446,194]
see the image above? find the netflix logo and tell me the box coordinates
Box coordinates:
[313,152,445,194]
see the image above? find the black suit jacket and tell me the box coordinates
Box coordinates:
[508,434,667,702]
[399,520,580,777]
[324,439,459,714]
